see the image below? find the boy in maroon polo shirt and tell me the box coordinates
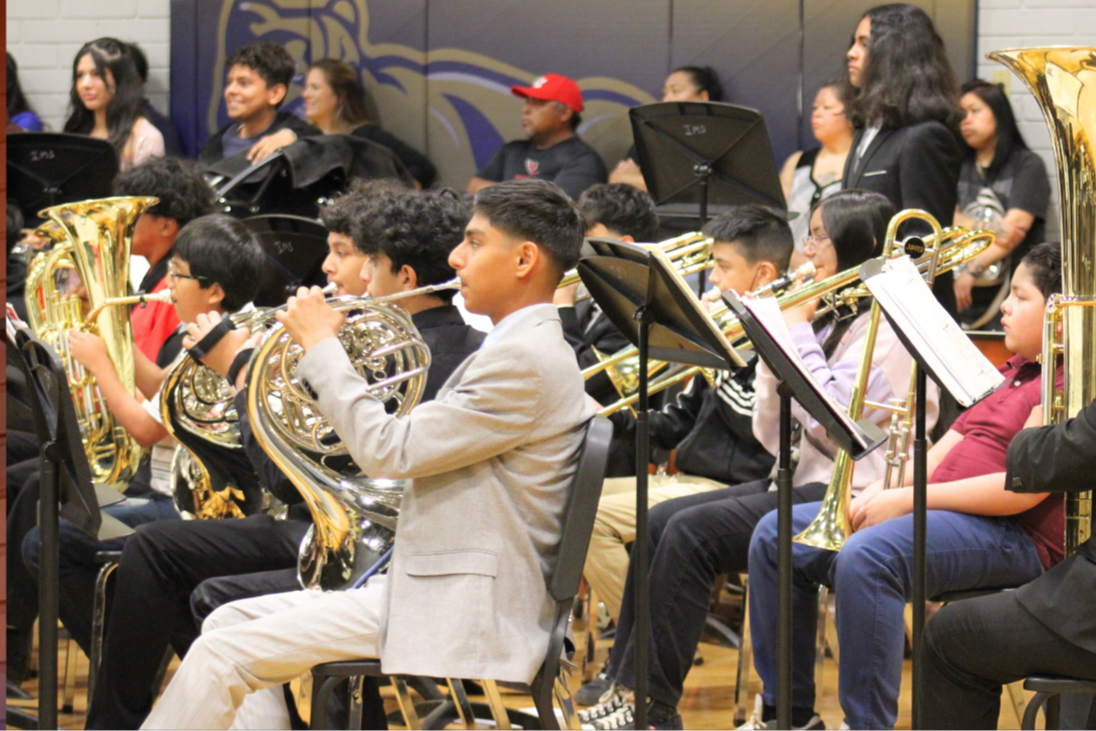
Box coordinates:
[742,242,1064,731]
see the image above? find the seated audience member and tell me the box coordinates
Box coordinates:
[746,242,1065,730]
[137,178,596,730]
[114,157,217,363]
[952,79,1050,322]
[247,59,436,188]
[127,42,186,157]
[468,74,607,199]
[579,190,933,731]
[64,38,164,171]
[85,186,483,730]
[779,81,854,259]
[556,182,660,407]
[922,396,1096,730]
[610,66,724,192]
[198,40,318,164]
[7,52,43,132]
[20,215,263,661]
[576,205,789,703]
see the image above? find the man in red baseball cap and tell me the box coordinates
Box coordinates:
[468,73,607,200]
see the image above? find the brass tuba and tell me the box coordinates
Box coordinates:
[246,279,459,590]
[992,47,1096,553]
[25,196,167,488]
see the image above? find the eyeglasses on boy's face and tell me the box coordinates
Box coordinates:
[167,260,208,282]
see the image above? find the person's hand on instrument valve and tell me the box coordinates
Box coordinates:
[67,329,112,375]
[276,286,345,353]
[184,312,254,380]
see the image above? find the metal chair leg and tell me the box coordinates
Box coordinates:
[393,676,422,730]
[62,634,79,713]
[347,675,364,730]
[309,675,342,729]
[88,560,119,703]
[482,680,513,730]
[555,671,580,731]
[734,577,753,725]
[1023,691,1053,730]
[583,585,601,682]
[447,678,477,729]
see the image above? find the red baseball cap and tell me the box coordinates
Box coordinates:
[511,74,584,113]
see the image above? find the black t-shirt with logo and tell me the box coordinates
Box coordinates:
[476,136,607,199]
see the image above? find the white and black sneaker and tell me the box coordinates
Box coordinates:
[579,684,634,729]
[736,696,825,730]
[575,670,615,706]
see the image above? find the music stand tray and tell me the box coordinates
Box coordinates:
[7,133,119,226]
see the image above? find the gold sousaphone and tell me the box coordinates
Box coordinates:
[992,47,1096,553]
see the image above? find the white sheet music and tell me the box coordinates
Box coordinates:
[737,294,873,451]
[864,256,1004,406]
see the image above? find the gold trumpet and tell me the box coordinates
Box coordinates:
[993,47,1096,553]
[25,196,162,488]
[596,224,995,418]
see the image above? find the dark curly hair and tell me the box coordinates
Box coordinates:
[578,183,659,242]
[349,186,471,302]
[113,157,216,228]
[225,40,296,106]
[173,214,264,312]
[848,4,960,130]
[63,38,145,157]
[473,179,586,275]
[319,179,407,237]
[1020,242,1062,300]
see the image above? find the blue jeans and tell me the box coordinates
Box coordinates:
[23,492,180,654]
[748,501,1044,730]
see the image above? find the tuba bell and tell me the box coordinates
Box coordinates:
[25,196,165,488]
[992,47,1096,553]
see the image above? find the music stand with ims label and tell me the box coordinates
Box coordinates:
[579,238,747,731]
[7,133,119,226]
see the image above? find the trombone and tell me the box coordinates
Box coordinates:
[594,222,995,418]
[558,232,714,302]
[793,211,992,551]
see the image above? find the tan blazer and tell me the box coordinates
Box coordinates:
[296,306,598,682]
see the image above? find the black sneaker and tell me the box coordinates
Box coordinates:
[575,671,615,706]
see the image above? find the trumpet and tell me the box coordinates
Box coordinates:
[596,225,995,417]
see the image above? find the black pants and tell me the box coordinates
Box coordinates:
[85,514,309,730]
[922,588,1096,730]
[191,568,389,730]
[608,479,829,708]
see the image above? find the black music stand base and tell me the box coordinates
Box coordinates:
[776,382,794,731]
[911,369,928,729]
[634,306,653,731]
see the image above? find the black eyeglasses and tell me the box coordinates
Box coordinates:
[167,261,208,282]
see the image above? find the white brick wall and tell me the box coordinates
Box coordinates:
[6,0,171,133]
[977,2,1096,238]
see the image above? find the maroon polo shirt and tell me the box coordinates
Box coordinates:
[932,355,1065,569]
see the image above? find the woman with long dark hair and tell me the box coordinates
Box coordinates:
[841,3,963,315]
[578,190,935,731]
[247,59,436,188]
[609,65,724,192]
[952,79,1050,317]
[63,38,164,170]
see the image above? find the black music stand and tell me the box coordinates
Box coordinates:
[242,215,332,306]
[6,326,105,730]
[7,133,119,226]
[579,239,747,731]
[631,102,786,295]
[723,293,887,730]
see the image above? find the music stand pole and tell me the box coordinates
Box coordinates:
[911,368,928,729]
[39,441,62,730]
[633,305,653,731]
[776,381,794,731]
[694,163,713,298]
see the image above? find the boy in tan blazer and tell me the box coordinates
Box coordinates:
[142,179,598,729]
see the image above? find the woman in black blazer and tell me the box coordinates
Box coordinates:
[841,3,963,316]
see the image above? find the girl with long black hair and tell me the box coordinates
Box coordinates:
[63,38,164,171]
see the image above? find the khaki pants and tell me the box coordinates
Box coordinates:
[585,473,726,619]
